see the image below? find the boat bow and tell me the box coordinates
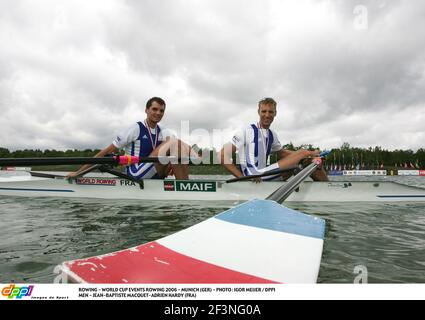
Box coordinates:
[60,199,325,284]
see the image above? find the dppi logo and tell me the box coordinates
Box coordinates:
[2,284,34,299]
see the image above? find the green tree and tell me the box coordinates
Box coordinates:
[0,147,10,157]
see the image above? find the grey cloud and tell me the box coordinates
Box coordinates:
[106,0,270,96]
[1,0,424,151]
[266,1,425,130]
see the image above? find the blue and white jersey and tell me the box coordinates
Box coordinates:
[112,121,175,179]
[231,124,282,177]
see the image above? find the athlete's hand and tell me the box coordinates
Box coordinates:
[251,177,262,184]
[309,150,321,157]
[65,172,79,180]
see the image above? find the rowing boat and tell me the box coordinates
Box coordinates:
[60,162,327,284]
[0,171,424,202]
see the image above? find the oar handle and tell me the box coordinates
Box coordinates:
[115,155,186,165]
[319,150,331,158]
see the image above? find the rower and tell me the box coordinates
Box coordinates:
[219,97,329,182]
[67,97,198,180]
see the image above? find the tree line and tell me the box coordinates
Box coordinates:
[325,142,424,170]
[0,148,101,159]
[1,142,424,170]
[276,142,425,170]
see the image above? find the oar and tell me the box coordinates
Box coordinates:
[227,150,331,184]
[226,166,298,184]
[267,152,329,203]
[0,155,180,167]
[25,163,105,180]
[72,164,104,178]
[28,171,67,179]
[28,164,144,189]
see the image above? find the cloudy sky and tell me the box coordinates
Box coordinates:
[1,0,424,152]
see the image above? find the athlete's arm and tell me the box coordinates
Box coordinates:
[277,148,320,160]
[276,149,294,159]
[65,144,118,179]
[219,143,244,178]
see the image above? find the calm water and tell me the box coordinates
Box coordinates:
[0,176,424,283]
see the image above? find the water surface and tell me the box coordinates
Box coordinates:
[0,176,424,283]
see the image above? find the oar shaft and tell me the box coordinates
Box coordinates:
[29,171,66,179]
[0,156,180,167]
[266,159,322,203]
[0,157,119,167]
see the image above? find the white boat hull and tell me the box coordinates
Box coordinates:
[0,172,424,202]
